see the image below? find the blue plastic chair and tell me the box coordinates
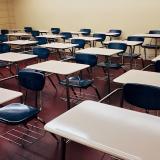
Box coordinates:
[0,69,45,125]
[122,83,160,113]
[60,53,101,100]
[93,33,106,45]
[60,32,72,42]
[36,37,48,45]
[51,28,60,34]
[33,47,50,61]
[1,29,9,35]
[31,30,40,38]
[0,69,59,144]
[0,43,11,53]
[71,39,86,49]
[0,34,8,42]
[80,28,91,36]
[24,27,32,33]
[109,29,122,37]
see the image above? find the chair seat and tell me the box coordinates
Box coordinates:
[142,44,160,49]
[98,62,122,69]
[0,103,40,125]
[60,76,93,88]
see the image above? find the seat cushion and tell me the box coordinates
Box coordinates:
[0,103,40,125]
[60,76,93,88]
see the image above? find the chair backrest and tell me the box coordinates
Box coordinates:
[60,32,72,40]
[108,42,127,52]
[0,34,8,42]
[93,33,106,42]
[36,37,48,45]
[149,30,160,34]
[24,27,32,33]
[127,36,144,42]
[80,28,91,36]
[71,39,86,49]
[1,29,9,35]
[75,53,97,67]
[109,29,122,37]
[33,47,50,60]
[155,60,160,72]
[51,28,60,34]
[31,30,40,37]
[18,69,45,91]
[123,83,160,110]
[0,43,10,53]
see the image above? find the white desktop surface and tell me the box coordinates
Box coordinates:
[45,100,160,160]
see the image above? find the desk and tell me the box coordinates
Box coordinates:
[45,100,160,160]
[114,69,160,87]
[0,87,22,104]
[37,34,63,40]
[76,47,123,56]
[4,40,37,51]
[70,36,101,47]
[40,42,78,59]
[0,52,37,74]
[69,31,88,36]
[27,60,89,109]
[7,32,31,40]
[39,30,49,35]
[103,40,143,68]
[132,34,160,57]
[93,32,119,40]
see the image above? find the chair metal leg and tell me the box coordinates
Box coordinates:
[8,64,15,75]
[91,84,101,100]
[144,48,147,60]
[71,87,78,98]
[61,137,67,160]
[47,76,57,92]
[120,94,124,108]
[141,57,145,68]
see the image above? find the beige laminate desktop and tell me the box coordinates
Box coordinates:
[0,52,37,62]
[0,88,22,104]
[103,40,143,46]
[26,60,89,75]
[4,40,37,46]
[114,69,160,87]
[39,42,77,50]
[45,100,160,160]
[76,47,123,56]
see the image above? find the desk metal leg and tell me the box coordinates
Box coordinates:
[155,38,158,57]
[129,46,134,69]
[61,137,66,160]
[15,63,19,74]
[66,76,71,110]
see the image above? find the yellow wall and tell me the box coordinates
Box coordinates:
[13,0,160,37]
[0,0,15,29]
